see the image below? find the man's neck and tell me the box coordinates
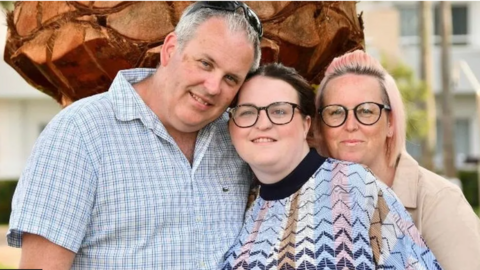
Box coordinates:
[134,74,198,165]
[134,76,161,118]
[166,127,198,165]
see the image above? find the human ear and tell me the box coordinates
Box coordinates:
[160,33,177,67]
[303,115,312,139]
[387,114,394,138]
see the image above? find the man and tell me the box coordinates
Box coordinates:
[7,2,262,269]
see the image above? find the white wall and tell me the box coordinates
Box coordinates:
[473,112,480,158]
[469,2,480,47]
[435,95,480,157]
[0,99,61,180]
[0,12,62,180]
[357,1,401,59]
[401,47,480,94]
[0,100,23,179]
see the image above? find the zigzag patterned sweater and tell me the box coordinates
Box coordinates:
[223,149,442,270]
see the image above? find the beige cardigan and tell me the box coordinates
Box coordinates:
[391,151,480,270]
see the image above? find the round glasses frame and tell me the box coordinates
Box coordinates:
[318,101,391,128]
[228,102,301,128]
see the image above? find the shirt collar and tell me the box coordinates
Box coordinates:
[110,68,158,130]
[260,148,327,201]
[391,151,419,208]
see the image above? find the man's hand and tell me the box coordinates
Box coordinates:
[19,233,76,270]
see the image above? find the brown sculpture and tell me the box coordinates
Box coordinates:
[3,1,364,107]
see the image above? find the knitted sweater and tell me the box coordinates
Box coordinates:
[222,149,441,270]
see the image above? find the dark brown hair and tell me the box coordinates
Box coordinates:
[231,63,316,118]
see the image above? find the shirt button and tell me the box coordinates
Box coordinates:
[196,217,202,222]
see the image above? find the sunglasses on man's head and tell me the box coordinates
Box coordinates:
[186,1,263,38]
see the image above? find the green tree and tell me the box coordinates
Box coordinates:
[0,1,14,12]
[383,59,428,142]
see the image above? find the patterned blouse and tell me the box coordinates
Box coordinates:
[223,149,442,270]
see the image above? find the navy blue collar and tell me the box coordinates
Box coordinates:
[259,148,326,201]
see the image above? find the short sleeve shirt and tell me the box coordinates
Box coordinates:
[8,68,252,270]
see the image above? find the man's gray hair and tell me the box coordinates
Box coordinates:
[175,4,261,73]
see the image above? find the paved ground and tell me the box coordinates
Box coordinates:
[0,225,20,268]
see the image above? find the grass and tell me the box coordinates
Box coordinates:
[475,206,480,217]
[0,263,14,269]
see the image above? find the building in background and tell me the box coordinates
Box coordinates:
[358,1,480,171]
[1,2,479,180]
[0,12,61,180]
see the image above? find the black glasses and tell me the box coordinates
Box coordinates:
[229,102,301,128]
[319,102,391,128]
[186,1,263,38]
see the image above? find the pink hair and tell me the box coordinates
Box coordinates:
[315,50,406,167]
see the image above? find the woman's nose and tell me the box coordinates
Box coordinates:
[344,110,359,131]
[255,110,273,130]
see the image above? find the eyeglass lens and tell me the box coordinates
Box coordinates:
[321,102,384,127]
[232,102,296,127]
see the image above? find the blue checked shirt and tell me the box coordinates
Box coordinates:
[7,68,252,269]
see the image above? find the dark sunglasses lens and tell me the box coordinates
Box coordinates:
[246,8,263,37]
[204,1,237,10]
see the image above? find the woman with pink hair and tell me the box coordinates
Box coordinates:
[313,50,480,270]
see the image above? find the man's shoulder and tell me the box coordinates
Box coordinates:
[212,112,229,127]
[60,93,112,119]
[209,112,230,138]
[46,93,115,135]
[56,67,154,123]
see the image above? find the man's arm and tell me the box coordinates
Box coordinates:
[8,114,97,266]
[19,233,76,270]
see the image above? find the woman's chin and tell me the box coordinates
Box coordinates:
[245,156,279,170]
[337,153,364,164]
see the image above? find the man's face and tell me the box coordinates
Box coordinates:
[158,17,255,133]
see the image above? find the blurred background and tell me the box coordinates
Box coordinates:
[0,1,479,268]
[358,1,480,214]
